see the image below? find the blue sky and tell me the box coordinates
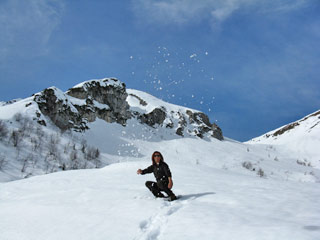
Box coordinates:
[0,0,319,141]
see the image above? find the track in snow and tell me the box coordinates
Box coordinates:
[134,200,185,240]
[134,193,214,240]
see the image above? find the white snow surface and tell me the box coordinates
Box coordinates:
[127,89,198,114]
[1,117,320,239]
[0,97,34,119]
[72,77,124,89]
[248,110,320,168]
[1,84,320,239]
[1,147,320,240]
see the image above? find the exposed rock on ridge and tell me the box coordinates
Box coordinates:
[34,78,131,131]
[264,110,320,138]
[66,78,131,125]
[127,89,223,140]
[138,107,167,127]
[34,87,87,131]
[33,78,223,140]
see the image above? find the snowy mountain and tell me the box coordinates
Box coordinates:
[1,78,320,240]
[33,78,223,139]
[0,78,222,181]
[248,110,320,168]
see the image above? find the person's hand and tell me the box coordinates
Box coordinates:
[168,180,173,189]
[137,169,142,175]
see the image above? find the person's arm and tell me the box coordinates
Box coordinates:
[168,177,173,189]
[163,163,173,189]
[163,163,172,178]
[137,165,153,175]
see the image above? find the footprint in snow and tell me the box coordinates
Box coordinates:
[139,220,149,231]
[135,199,184,240]
[166,204,182,216]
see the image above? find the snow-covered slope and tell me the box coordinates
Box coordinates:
[0,77,319,182]
[248,110,320,168]
[1,77,320,239]
[0,78,224,181]
[0,97,104,182]
[1,146,319,240]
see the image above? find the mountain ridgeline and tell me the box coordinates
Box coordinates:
[1,77,319,184]
[0,78,224,181]
[33,78,223,140]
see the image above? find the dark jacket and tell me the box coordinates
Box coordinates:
[141,162,172,182]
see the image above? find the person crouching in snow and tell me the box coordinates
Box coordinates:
[137,151,177,201]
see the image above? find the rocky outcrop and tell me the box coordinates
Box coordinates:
[138,107,167,127]
[176,112,187,136]
[185,110,223,140]
[128,94,147,106]
[270,110,320,137]
[33,77,223,140]
[128,91,223,140]
[211,123,223,140]
[34,78,131,132]
[34,87,88,131]
[271,122,300,137]
[67,78,131,125]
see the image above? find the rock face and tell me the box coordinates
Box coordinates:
[34,78,131,131]
[268,111,320,138]
[34,87,87,131]
[138,107,167,127]
[66,78,131,125]
[33,78,223,140]
[249,110,320,143]
[127,89,224,140]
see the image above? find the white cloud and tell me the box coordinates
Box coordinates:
[132,0,210,24]
[0,0,65,61]
[132,0,311,26]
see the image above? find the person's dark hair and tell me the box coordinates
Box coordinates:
[152,151,164,165]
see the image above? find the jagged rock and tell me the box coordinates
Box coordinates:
[67,78,131,125]
[33,77,223,140]
[186,110,210,126]
[128,94,147,106]
[185,110,223,140]
[34,87,88,131]
[34,78,132,132]
[138,107,166,127]
[165,121,174,129]
[211,123,223,140]
[37,120,47,126]
[176,127,184,136]
[175,112,187,136]
[272,122,300,137]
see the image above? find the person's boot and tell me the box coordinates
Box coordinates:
[169,194,177,201]
[154,191,165,198]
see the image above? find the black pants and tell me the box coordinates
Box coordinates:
[145,181,174,197]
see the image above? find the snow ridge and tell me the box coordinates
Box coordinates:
[248,109,320,168]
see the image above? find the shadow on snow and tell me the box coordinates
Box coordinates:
[179,192,216,200]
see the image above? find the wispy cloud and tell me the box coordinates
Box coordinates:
[132,0,311,26]
[0,0,65,62]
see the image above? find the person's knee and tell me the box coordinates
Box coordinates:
[157,181,167,189]
[145,181,153,188]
